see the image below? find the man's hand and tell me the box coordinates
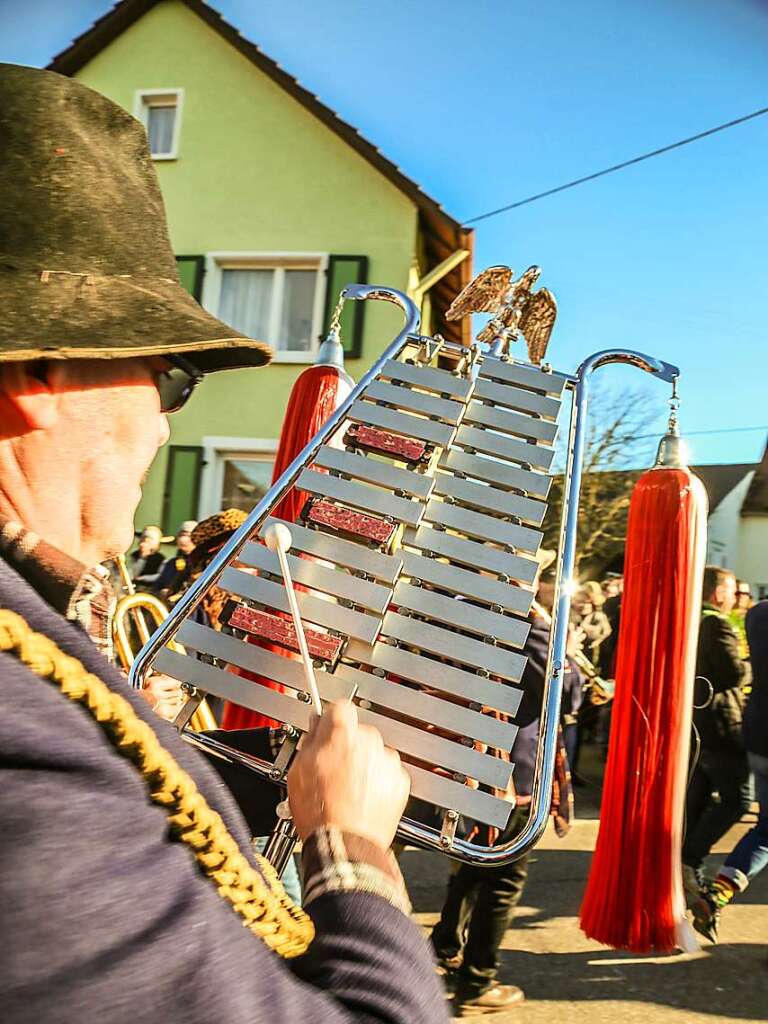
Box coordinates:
[287,703,410,850]
[139,672,184,721]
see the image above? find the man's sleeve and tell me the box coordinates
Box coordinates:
[1,658,451,1024]
[702,616,751,694]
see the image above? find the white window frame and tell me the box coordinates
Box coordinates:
[133,88,184,161]
[198,436,278,519]
[202,251,329,363]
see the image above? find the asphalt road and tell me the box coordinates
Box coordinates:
[401,772,767,1023]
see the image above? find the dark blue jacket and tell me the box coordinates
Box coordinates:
[0,558,447,1024]
[744,600,768,758]
[511,617,583,796]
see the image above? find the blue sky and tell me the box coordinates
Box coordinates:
[3,0,767,466]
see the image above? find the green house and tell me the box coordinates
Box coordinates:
[48,0,473,537]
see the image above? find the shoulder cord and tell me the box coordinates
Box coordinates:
[0,609,313,958]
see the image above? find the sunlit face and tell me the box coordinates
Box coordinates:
[52,358,170,560]
[716,574,738,615]
[138,536,159,557]
[176,531,194,555]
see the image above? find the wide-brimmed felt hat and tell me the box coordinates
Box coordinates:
[0,63,271,371]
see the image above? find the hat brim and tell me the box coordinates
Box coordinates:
[1,269,272,371]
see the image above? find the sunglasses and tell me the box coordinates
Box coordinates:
[156,354,204,413]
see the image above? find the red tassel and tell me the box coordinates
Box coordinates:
[579,466,707,952]
[221,363,352,731]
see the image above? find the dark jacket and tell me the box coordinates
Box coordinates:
[744,600,768,758]
[153,550,189,598]
[511,617,583,796]
[127,547,164,586]
[0,558,447,1024]
[693,603,751,753]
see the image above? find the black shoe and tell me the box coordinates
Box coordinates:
[682,864,705,909]
[453,983,525,1016]
[435,955,462,998]
[691,891,720,944]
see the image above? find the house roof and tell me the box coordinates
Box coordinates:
[47,0,473,344]
[741,444,768,515]
[692,461,757,513]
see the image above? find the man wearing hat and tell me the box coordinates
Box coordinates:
[153,519,197,599]
[128,524,166,586]
[0,64,446,1024]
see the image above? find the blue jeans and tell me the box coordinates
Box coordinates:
[253,835,303,906]
[720,752,768,891]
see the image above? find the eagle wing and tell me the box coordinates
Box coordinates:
[519,288,557,364]
[446,266,513,320]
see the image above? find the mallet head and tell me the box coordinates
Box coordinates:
[264,522,293,554]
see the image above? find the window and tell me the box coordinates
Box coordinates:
[220,454,274,513]
[204,254,327,362]
[197,438,278,518]
[133,89,183,160]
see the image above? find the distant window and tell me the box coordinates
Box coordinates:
[219,452,275,513]
[134,89,183,160]
[206,255,326,361]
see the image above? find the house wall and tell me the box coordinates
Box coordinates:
[704,471,754,570]
[73,0,420,530]
[735,517,768,598]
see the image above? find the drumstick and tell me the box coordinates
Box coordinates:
[263,523,323,717]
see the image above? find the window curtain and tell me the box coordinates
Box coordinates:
[220,269,273,340]
[147,106,175,154]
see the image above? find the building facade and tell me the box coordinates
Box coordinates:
[49,0,472,534]
[698,445,768,598]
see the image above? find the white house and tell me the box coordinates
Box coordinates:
[699,440,768,598]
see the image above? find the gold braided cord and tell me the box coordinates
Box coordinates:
[0,609,314,958]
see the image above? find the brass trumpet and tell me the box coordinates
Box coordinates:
[112,555,217,731]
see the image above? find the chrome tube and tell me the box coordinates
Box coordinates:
[130,285,420,689]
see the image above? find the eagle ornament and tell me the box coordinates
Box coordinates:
[446,264,557,364]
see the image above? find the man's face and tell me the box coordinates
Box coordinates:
[138,536,158,558]
[714,574,737,614]
[55,358,170,561]
[176,531,194,555]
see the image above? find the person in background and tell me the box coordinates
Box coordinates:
[431,553,579,1016]
[601,575,622,601]
[728,580,752,659]
[154,519,197,600]
[571,580,611,664]
[682,566,752,903]
[692,599,768,942]
[128,524,165,587]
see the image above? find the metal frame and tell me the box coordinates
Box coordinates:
[131,281,679,869]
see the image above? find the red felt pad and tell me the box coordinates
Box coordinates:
[229,605,343,663]
[307,499,395,544]
[346,423,428,463]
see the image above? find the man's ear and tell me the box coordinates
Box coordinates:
[0,361,59,436]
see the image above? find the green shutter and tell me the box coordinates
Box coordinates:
[175,255,205,301]
[162,445,204,535]
[322,255,369,359]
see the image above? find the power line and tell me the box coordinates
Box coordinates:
[463,105,768,225]
[636,424,768,440]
